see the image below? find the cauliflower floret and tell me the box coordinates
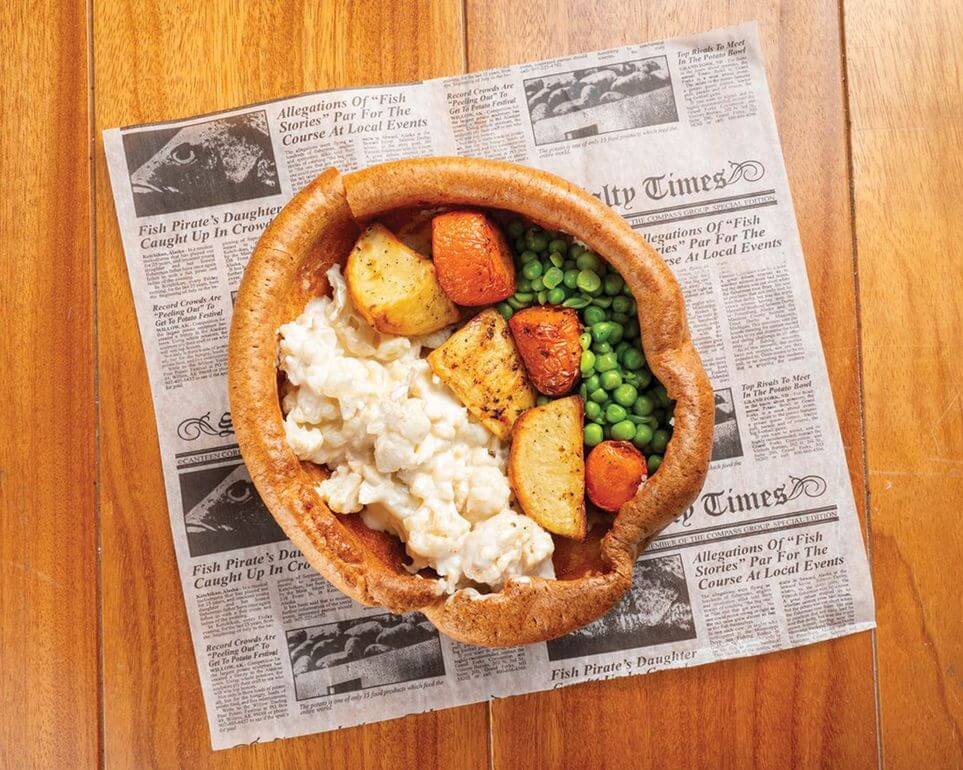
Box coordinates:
[461,511,555,589]
[454,463,512,523]
[278,264,554,592]
[317,466,364,513]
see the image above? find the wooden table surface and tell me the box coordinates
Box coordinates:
[1,1,959,768]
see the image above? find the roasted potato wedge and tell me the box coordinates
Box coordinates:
[508,307,582,395]
[346,223,460,335]
[585,440,647,512]
[509,395,586,539]
[431,211,516,306]
[427,308,536,439]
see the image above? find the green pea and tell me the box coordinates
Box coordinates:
[536,290,548,304]
[579,332,592,350]
[536,395,550,406]
[547,287,566,304]
[522,261,543,280]
[583,306,607,326]
[584,423,604,446]
[589,388,609,404]
[635,368,653,389]
[515,277,533,293]
[600,370,623,390]
[530,234,549,252]
[507,220,525,238]
[605,403,628,423]
[610,312,630,324]
[513,291,534,303]
[543,266,564,289]
[531,277,545,291]
[623,371,641,387]
[507,295,529,309]
[610,420,636,441]
[580,350,597,375]
[515,237,528,253]
[604,273,624,296]
[563,269,580,289]
[633,395,655,416]
[647,454,663,473]
[579,383,588,400]
[632,424,654,448]
[629,414,659,430]
[564,296,591,310]
[569,243,584,258]
[591,295,613,309]
[591,322,616,343]
[520,250,539,264]
[576,252,601,271]
[625,319,640,339]
[549,253,565,268]
[584,374,601,393]
[592,341,613,355]
[595,352,618,372]
[651,429,670,453]
[622,348,644,370]
[576,269,602,293]
[549,239,568,254]
[612,295,633,314]
[496,302,513,320]
[613,383,638,407]
[584,400,602,421]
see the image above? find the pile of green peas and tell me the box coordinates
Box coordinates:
[494,220,674,475]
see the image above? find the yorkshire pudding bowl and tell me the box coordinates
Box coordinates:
[228,157,713,647]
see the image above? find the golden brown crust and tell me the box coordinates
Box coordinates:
[228,157,713,647]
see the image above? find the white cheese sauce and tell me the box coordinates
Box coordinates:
[277,265,554,593]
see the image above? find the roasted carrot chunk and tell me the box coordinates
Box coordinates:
[431,211,516,305]
[508,306,582,395]
[585,440,647,512]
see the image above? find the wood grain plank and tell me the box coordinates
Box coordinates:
[93,1,487,766]
[845,1,963,766]
[465,3,879,768]
[0,2,98,768]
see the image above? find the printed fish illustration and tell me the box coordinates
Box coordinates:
[184,464,261,534]
[129,112,279,216]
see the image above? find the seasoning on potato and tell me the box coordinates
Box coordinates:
[427,308,536,439]
[509,395,586,539]
[431,210,516,306]
[585,440,648,512]
[346,223,460,335]
[508,306,582,396]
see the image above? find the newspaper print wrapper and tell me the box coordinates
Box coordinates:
[103,22,875,750]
